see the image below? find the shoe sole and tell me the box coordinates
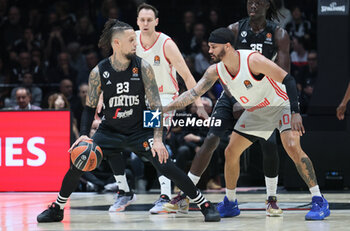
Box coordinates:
[266,210,283,217]
[149,210,176,214]
[305,210,331,220]
[163,206,189,214]
[109,194,137,212]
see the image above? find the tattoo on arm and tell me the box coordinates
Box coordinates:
[86,67,101,108]
[166,67,218,112]
[295,157,318,188]
[141,60,163,140]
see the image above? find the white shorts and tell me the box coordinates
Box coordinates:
[160,93,178,129]
[234,102,291,140]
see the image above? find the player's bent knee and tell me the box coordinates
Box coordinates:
[224,146,240,161]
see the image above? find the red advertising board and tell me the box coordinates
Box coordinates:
[0,111,70,191]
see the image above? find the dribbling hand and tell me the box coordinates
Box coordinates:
[291,113,305,136]
[68,135,92,153]
[151,139,169,164]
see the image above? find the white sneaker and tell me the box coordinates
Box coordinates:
[149,194,173,214]
[109,192,137,212]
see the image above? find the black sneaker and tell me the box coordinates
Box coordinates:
[200,201,221,222]
[37,202,64,222]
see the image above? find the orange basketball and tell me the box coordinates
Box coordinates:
[71,140,103,171]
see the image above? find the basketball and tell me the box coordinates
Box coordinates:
[70,140,103,171]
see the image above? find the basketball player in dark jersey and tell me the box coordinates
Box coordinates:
[37,20,220,223]
[165,0,290,217]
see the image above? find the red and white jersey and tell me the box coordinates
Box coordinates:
[216,49,289,111]
[136,31,178,94]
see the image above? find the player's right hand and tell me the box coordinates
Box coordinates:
[291,113,305,136]
[68,135,92,153]
[336,103,346,120]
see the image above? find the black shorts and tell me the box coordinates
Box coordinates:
[92,123,156,159]
[208,92,237,137]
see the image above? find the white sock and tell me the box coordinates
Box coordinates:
[158,175,171,199]
[193,191,208,207]
[309,185,322,197]
[225,188,236,201]
[188,172,201,186]
[55,194,68,209]
[114,174,130,193]
[265,176,278,199]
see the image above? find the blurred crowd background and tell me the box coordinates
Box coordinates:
[0,0,319,192]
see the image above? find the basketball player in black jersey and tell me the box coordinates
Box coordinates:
[165,0,290,217]
[37,20,220,223]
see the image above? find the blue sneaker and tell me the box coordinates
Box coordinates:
[216,196,240,218]
[305,196,330,220]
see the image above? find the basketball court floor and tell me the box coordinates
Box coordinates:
[1,190,349,231]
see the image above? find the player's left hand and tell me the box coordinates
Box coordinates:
[196,106,209,120]
[151,139,169,164]
[291,113,305,136]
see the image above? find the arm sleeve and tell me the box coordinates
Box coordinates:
[79,106,95,136]
[282,73,300,113]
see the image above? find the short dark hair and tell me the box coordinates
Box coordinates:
[98,19,133,51]
[137,3,158,18]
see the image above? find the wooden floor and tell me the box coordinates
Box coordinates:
[1,191,349,231]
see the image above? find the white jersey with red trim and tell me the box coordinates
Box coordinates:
[216,49,291,140]
[136,31,178,95]
[216,49,288,108]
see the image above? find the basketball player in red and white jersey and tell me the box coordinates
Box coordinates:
[164,28,330,220]
[109,3,209,214]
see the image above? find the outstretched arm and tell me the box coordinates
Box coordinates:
[337,82,350,120]
[164,65,219,113]
[141,59,168,164]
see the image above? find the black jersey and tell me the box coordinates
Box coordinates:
[235,18,278,60]
[98,56,148,135]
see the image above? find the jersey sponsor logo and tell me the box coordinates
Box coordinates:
[143,109,161,128]
[109,95,140,107]
[118,109,133,118]
[106,80,112,85]
[246,97,271,112]
[154,55,160,66]
[132,67,139,77]
[241,31,247,37]
[103,71,110,79]
[244,80,253,89]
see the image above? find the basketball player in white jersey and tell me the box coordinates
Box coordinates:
[109,3,208,214]
[164,28,330,220]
